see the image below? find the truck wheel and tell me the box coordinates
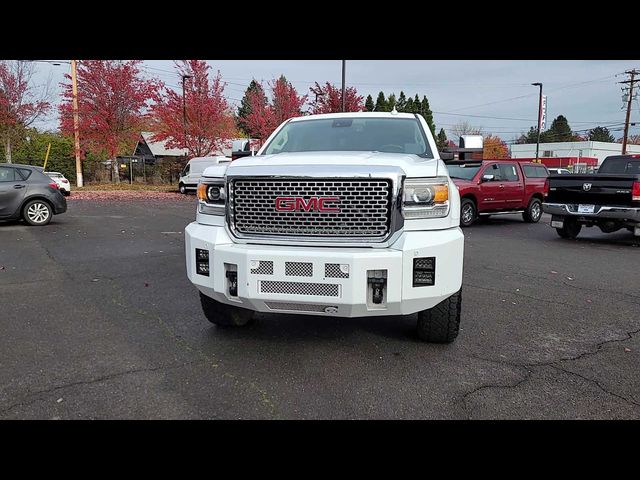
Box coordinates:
[555,221,582,239]
[179,183,186,194]
[199,292,255,327]
[460,199,476,227]
[523,198,542,223]
[416,289,462,343]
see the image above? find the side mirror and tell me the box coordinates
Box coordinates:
[231,139,253,160]
[481,174,495,182]
[440,152,454,161]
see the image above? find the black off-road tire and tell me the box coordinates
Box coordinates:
[199,292,255,327]
[460,199,477,228]
[416,289,462,343]
[555,220,582,239]
[523,197,543,223]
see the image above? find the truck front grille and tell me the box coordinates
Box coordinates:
[230,178,392,238]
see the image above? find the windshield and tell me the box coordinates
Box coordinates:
[447,164,481,180]
[262,117,432,157]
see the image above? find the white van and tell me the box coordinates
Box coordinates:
[179,156,230,194]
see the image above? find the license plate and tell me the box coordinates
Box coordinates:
[578,204,595,214]
[551,220,564,228]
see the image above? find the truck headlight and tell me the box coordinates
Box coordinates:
[197,180,226,216]
[402,177,450,219]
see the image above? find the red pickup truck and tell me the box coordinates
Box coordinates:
[447,160,549,227]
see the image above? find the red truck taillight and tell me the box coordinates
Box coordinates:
[633,181,640,201]
[48,182,59,190]
[543,178,549,198]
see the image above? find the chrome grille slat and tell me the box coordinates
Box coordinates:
[231,178,391,238]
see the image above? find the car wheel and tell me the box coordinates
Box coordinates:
[556,220,582,239]
[22,199,52,226]
[199,293,255,327]
[416,289,462,343]
[460,199,477,227]
[523,198,542,223]
[179,183,186,194]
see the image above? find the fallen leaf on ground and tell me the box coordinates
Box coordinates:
[624,348,631,352]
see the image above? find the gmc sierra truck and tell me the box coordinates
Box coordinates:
[185,112,467,342]
[543,154,640,239]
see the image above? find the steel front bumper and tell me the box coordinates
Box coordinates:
[542,203,640,221]
[185,222,464,318]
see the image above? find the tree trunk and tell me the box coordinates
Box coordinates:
[112,158,120,184]
[5,136,12,164]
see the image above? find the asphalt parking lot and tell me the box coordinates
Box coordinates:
[1,197,639,419]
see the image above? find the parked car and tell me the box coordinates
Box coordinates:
[179,156,230,194]
[186,112,467,343]
[543,154,640,239]
[45,171,71,196]
[448,160,548,227]
[0,163,67,226]
[547,168,571,175]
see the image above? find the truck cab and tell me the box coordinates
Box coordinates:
[184,112,468,343]
[448,160,548,226]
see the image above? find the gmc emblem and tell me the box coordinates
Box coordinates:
[275,196,340,213]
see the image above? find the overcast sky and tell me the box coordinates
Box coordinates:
[31,60,640,142]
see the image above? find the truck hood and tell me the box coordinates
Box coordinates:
[202,151,442,179]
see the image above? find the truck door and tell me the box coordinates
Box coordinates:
[478,163,505,210]
[499,163,525,208]
[0,166,28,218]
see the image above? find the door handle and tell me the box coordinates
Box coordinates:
[13,185,25,189]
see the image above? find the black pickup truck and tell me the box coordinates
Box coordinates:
[542,154,640,239]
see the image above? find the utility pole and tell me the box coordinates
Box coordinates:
[341,60,346,112]
[620,69,639,155]
[532,82,543,162]
[71,60,83,187]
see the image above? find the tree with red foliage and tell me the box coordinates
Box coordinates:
[308,82,364,114]
[483,134,509,159]
[150,60,236,159]
[0,61,51,163]
[59,60,159,183]
[243,76,307,144]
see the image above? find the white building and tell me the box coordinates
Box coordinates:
[510,141,640,165]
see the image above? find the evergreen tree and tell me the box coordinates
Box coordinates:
[547,115,574,142]
[436,128,448,151]
[396,91,407,112]
[588,126,615,142]
[364,94,375,112]
[405,97,414,113]
[420,95,435,135]
[237,79,265,135]
[388,93,397,112]
[375,91,388,112]
[412,94,421,114]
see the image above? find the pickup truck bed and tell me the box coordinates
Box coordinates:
[543,155,640,239]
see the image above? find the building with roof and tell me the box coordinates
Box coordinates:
[510,141,640,166]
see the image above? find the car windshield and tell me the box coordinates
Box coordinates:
[447,164,481,180]
[262,117,432,157]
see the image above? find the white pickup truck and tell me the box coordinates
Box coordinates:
[185,112,467,342]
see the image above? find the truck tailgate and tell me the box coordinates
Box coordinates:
[547,174,637,206]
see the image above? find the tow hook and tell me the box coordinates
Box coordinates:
[368,277,386,304]
[226,271,238,296]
